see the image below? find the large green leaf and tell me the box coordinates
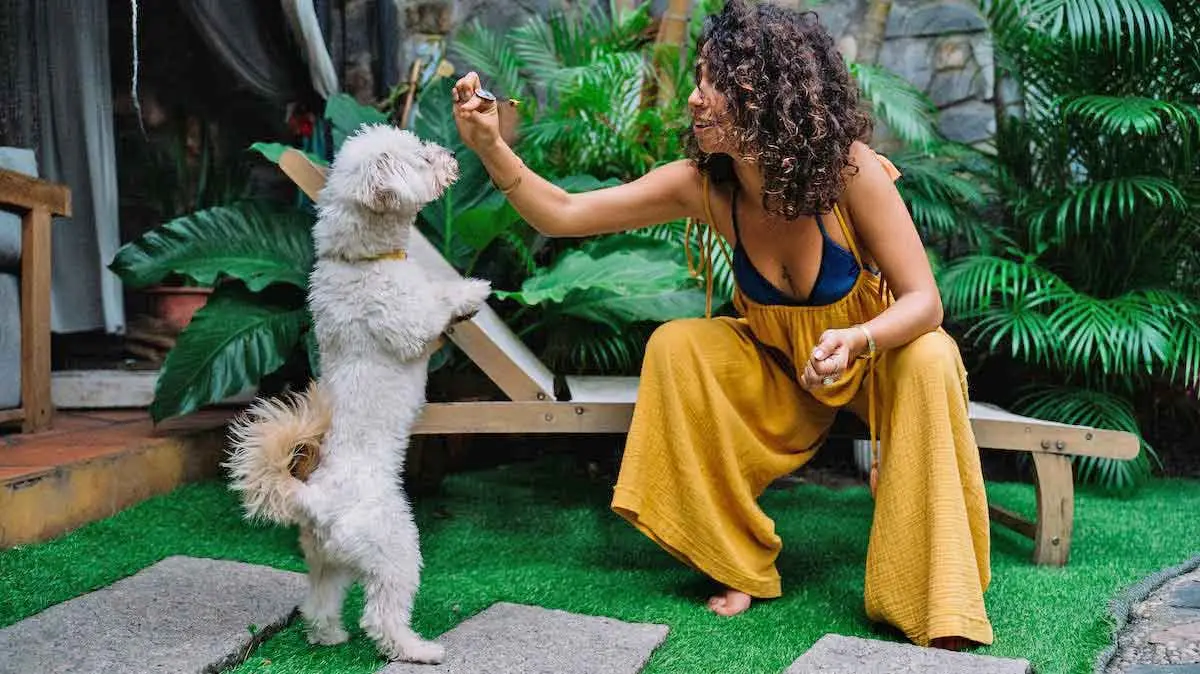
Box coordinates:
[556,285,708,329]
[248,142,327,167]
[325,93,389,149]
[495,234,707,330]
[151,284,309,421]
[108,201,314,292]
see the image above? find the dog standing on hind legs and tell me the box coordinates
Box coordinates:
[224,124,491,664]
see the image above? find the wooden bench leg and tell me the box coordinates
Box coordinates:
[1031,452,1074,566]
[20,206,53,433]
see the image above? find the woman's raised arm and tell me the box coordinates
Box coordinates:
[452,71,700,237]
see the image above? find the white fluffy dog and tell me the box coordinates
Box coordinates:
[224,124,491,664]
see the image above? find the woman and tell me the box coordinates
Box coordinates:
[451,0,993,650]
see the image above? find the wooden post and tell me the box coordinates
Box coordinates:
[19,207,52,432]
[1031,452,1074,566]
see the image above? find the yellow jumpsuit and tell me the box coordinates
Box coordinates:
[610,157,994,647]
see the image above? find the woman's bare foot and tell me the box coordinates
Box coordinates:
[706,587,753,616]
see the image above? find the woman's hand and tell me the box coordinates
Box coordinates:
[799,328,866,391]
[451,71,502,153]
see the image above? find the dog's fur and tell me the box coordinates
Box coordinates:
[224,124,490,664]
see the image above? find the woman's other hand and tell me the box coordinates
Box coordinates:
[799,328,865,390]
[451,71,501,152]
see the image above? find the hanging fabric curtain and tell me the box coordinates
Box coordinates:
[176,0,306,103]
[281,0,340,100]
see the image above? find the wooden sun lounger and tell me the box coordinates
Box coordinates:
[278,148,1139,567]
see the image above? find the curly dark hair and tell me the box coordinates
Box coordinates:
[684,0,872,219]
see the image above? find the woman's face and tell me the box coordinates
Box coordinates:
[688,60,736,155]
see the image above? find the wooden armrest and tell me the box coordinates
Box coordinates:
[0,168,71,216]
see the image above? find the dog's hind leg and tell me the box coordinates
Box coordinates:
[299,528,354,646]
[357,520,444,664]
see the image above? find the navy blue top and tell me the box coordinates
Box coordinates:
[731,191,861,306]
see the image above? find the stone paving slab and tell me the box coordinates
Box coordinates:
[1168,583,1200,610]
[785,634,1031,674]
[0,555,305,674]
[381,602,668,674]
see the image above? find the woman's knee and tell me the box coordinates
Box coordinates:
[888,330,963,384]
[645,318,725,358]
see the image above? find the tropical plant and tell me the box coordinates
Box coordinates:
[936,0,1200,488]
[109,94,388,422]
[445,0,726,374]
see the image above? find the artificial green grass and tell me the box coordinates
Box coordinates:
[2,456,1198,674]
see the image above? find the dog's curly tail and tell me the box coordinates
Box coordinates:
[223,383,330,525]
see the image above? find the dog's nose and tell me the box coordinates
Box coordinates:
[449,150,457,160]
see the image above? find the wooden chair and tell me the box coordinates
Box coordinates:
[0,168,69,433]
[277,148,1139,567]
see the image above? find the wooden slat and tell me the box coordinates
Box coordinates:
[277,150,326,201]
[0,408,24,425]
[412,401,634,435]
[0,169,71,216]
[988,504,1035,539]
[20,207,53,432]
[968,401,1138,459]
[562,375,638,403]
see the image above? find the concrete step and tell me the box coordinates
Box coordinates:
[0,409,232,547]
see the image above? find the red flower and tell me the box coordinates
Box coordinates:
[289,111,316,139]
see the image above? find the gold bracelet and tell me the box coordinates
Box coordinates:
[855,324,876,359]
[492,159,525,195]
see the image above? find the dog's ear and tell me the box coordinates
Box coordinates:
[354,152,408,212]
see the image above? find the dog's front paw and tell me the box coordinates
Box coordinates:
[307,623,351,646]
[449,278,492,321]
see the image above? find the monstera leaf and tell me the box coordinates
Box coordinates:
[109,201,314,292]
[495,234,707,331]
[151,284,310,422]
[248,142,327,167]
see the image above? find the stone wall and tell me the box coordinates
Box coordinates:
[332,0,996,147]
[805,0,996,147]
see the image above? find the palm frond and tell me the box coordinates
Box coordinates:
[1027,0,1174,62]
[1028,176,1186,241]
[450,18,526,99]
[849,63,940,150]
[939,254,1066,317]
[1066,95,1200,136]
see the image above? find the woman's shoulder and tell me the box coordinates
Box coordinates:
[848,141,902,183]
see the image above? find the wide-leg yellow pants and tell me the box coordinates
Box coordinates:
[611,311,994,646]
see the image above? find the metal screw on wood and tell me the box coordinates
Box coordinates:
[574,407,584,415]
[536,392,547,400]
[544,413,553,422]
[1055,440,1065,450]
[1086,432,1093,440]
[1041,440,1051,449]
[1051,536,1060,545]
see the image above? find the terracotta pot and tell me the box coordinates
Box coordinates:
[146,286,212,332]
